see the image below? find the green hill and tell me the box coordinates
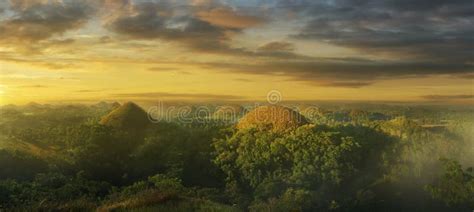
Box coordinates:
[100,102,150,130]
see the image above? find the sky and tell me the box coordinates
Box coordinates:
[0,0,473,105]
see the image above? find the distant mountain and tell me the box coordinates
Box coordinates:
[100,102,149,130]
[24,102,43,109]
[1,104,17,110]
[21,102,48,113]
[93,101,109,108]
[92,101,121,110]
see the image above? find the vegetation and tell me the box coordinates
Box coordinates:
[237,105,309,132]
[0,102,472,211]
[99,102,149,130]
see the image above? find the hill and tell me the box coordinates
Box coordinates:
[237,105,309,132]
[100,102,149,130]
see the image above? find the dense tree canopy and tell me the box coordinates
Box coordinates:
[214,124,394,210]
[0,102,472,211]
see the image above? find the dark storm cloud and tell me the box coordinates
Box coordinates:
[292,0,474,62]
[0,0,94,43]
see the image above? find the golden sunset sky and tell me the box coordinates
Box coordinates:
[0,0,473,105]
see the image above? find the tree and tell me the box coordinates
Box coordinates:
[214,124,392,210]
[71,125,139,184]
[0,150,47,181]
[426,158,474,208]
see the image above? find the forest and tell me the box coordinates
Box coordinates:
[0,101,472,211]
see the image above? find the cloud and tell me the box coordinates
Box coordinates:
[291,0,474,62]
[257,41,295,52]
[99,35,112,43]
[147,67,191,75]
[8,0,49,10]
[104,0,473,84]
[25,38,76,53]
[322,81,373,88]
[106,1,280,57]
[196,7,264,29]
[47,38,75,46]
[0,0,471,90]
[75,89,111,93]
[18,84,48,88]
[199,59,474,87]
[111,92,244,101]
[0,0,93,43]
[421,94,474,100]
[234,78,253,82]
[107,2,238,54]
[0,50,80,70]
[148,67,180,72]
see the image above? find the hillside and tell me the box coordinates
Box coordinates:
[100,102,150,130]
[237,105,309,132]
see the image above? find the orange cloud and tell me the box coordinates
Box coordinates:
[9,0,51,10]
[197,7,264,29]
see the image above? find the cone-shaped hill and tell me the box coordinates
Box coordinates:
[237,105,309,132]
[100,102,149,130]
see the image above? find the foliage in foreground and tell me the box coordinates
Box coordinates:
[0,103,473,211]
